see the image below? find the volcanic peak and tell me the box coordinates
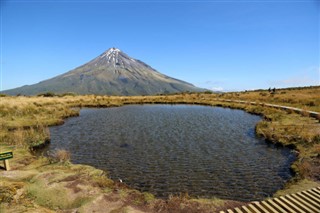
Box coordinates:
[2,47,205,95]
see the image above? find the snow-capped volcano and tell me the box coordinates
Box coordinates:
[3,48,204,96]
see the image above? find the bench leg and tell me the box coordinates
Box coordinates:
[4,159,10,171]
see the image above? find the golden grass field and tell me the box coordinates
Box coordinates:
[0,86,319,212]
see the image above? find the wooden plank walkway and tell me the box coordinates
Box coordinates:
[220,187,320,213]
[214,99,320,121]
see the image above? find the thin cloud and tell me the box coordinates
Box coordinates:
[268,66,320,88]
[196,80,226,91]
[211,87,224,91]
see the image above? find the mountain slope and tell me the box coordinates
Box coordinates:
[3,48,204,96]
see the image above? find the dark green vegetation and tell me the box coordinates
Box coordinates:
[2,48,204,96]
[0,86,319,212]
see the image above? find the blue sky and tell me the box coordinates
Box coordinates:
[1,0,319,92]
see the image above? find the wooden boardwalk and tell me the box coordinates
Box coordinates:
[220,187,320,213]
[214,99,320,121]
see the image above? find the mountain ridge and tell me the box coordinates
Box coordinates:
[3,48,205,96]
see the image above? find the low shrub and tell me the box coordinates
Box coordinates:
[92,175,114,188]
[48,149,71,163]
[307,101,316,107]
[60,92,77,97]
[300,110,309,117]
[37,92,57,97]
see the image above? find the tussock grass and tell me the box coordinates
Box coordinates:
[0,180,24,203]
[273,179,320,197]
[222,86,320,112]
[0,86,319,211]
[47,149,71,164]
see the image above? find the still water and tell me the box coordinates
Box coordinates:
[48,105,295,201]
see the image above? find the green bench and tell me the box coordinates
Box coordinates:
[0,151,13,171]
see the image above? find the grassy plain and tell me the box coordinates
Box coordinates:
[0,86,319,212]
[218,86,320,112]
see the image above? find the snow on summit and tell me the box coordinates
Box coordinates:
[100,47,121,59]
[100,47,123,67]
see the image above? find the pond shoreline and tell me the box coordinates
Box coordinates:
[32,97,317,188]
[1,93,319,212]
[46,104,295,201]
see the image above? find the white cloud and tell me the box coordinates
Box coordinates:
[211,87,224,91]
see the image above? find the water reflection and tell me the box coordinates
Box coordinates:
[48,105,295,201]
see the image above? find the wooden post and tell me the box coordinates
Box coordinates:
[4,159,10,171]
